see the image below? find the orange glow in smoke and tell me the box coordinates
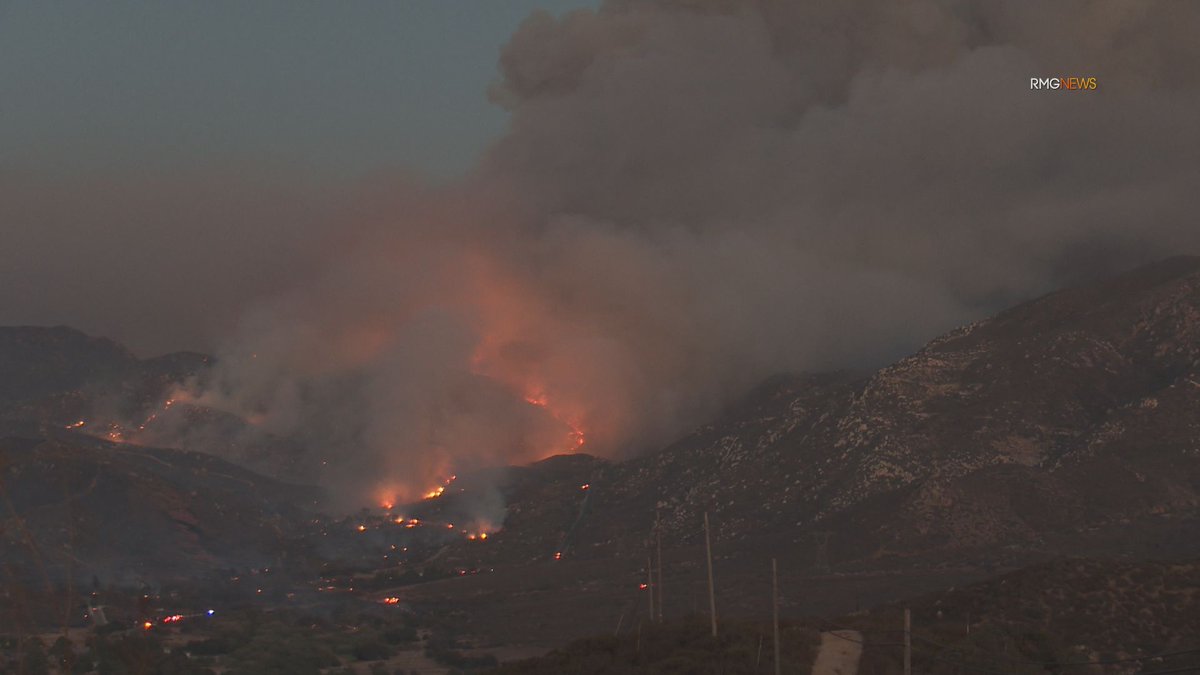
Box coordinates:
[522,389,588,455]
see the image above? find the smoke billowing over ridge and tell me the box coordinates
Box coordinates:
[105,1,1200,504]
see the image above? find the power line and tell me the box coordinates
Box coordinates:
[1138,666,1200,675]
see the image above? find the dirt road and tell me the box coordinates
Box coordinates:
[811,630,862,675]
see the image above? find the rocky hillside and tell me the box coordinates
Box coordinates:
[470,256,1200,567]
[0,433,317,585]
[0,325,312,481]
[6,257,1200,581]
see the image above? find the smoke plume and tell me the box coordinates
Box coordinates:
[18,0,1200,505]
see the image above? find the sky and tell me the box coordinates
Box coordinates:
[0,0,597,181]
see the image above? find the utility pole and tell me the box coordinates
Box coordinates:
[813,531,831,574]
[655,509,664,622]
[772,558,781,675]
[647,555,655,621]
[904,607,912,675]
[704,511,717,637]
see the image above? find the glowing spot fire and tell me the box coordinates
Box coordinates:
[524,391,587,454]
[423,475,457,500]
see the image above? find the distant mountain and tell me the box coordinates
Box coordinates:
[0,325,313,481]
[0,434,318,585]
[7,257,1200,584]
[0,327,325,584]
[0,325,206,425]
[459,257,1200,568]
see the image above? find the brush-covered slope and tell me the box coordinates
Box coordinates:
[0,433,317,584]
[476,257,1200,565]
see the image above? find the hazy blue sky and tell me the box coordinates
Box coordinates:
[0,0,597,181]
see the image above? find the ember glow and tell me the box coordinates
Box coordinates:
[521,390,587,455]
[421,474,457,500]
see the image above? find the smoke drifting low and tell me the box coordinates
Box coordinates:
[36,1,1200,504]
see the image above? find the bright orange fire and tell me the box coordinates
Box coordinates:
[523,390,587,455]
[422,474,457,500]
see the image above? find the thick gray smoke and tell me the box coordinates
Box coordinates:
[41,1,1200,504]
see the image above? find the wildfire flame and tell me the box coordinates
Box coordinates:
[422,474,457,500]
[523,391,587,454]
